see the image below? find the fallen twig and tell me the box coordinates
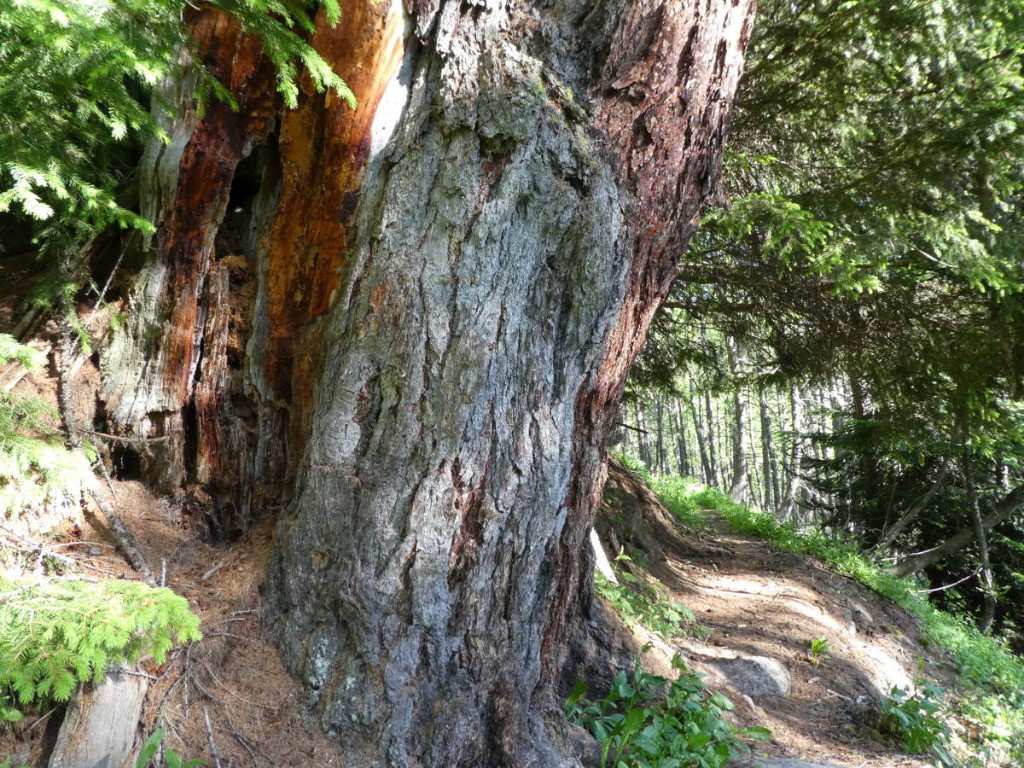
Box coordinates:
[0,523,78,567]
[85,490,156,586]
[203,706,223,768]
[200,560,225,582]
[79,428,171,444]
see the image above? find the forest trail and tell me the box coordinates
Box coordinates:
[597,462,953,768]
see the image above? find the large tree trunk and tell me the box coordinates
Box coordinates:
[102,0,753,764]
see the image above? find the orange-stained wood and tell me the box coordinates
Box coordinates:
[260,0,407,406]
[157,11,277,406]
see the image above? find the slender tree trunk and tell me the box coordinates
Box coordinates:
[674,399,690,477]
[726,336,749,501]
[102,1,753,764]
[654,394,666,475]
[965,457,997,633]
[780,384,804,523]
[759,387,775,513]
[689,392,712,486]
[704,389,720,488]
[635,400,653,471]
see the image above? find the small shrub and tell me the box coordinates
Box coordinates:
[880,681,952,764]
[566,655,770,768]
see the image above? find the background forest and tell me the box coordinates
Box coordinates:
[628,0,1024,645]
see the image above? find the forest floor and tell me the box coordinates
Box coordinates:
[2,452,957,767]
[0,276,958,766]
[595,463,957,768]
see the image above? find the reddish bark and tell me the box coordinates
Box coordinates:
[545,0,753,668]
[260,0,407,431]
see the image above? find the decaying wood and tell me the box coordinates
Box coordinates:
[47,666,148,768]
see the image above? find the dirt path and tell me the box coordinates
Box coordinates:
[599,465,954,768]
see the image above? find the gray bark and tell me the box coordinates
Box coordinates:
[47,666,147,768]
[654,394,666,475]
[966,461,996,633]
[726,335,749,501]
[674,399,690,477]
[635,400,653,471]
[780,384,804,523]
[759,387,776,512]
[689,390,713,486]
[704,389,720,488]
[263,1,753,765]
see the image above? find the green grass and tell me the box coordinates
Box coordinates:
[649,477,1024,765]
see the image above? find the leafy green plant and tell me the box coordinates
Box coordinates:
[0,694,23,723]
[566,655,770,768]
[807,638,831,666]
[0,576,200,707]
[135,728,203,768]
[880,681,952,764]
[596,551,705,642]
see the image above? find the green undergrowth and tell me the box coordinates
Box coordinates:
[596,551,708,642]
[0,575,201,721]
[567,656,770,768]
[650,476,1024,765]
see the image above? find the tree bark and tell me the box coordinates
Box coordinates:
[689,389,713,486]
[654,393,666,475]
[635,399,653,471]
[264,2,752,764]
[780,383,804,523]
[965,459,996,634]
[759,387,776,513]
[102,0,753,764]
[704,388,721,488]
[674,399,690,477]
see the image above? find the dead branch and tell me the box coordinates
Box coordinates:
[203,707,223,768]
[85,490,156,586]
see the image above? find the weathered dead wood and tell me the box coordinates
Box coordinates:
[47,666,148,768]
